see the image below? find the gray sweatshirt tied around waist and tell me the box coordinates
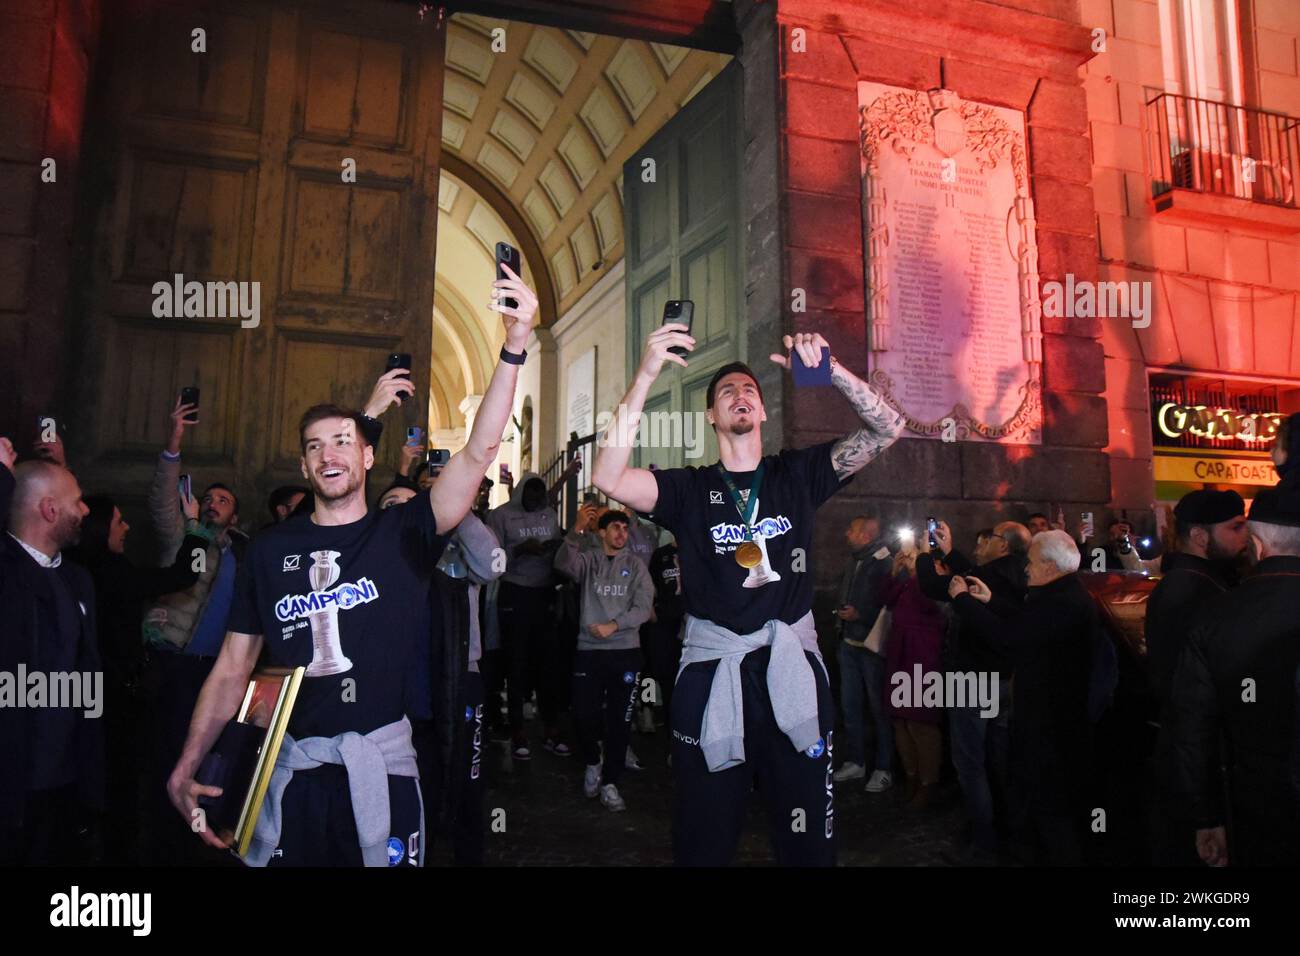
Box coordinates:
[677,611,825,772]
[244,716,420,867]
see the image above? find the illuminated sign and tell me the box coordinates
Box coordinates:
[1153,453,1278,486]
[1155,402,1282,444]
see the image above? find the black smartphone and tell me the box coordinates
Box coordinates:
[427,448,450,467]
[495,241,521,310]
[1119,531,1133,555]
[406,426,422,445]
[926,516,939,552]
[178,473,192,502]
[179,386,200,423]
[386,353,412,380]
[662,299,694,356]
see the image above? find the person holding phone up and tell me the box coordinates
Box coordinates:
[592,326,905,866]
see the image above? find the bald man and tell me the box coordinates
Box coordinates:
[0,440,105,865]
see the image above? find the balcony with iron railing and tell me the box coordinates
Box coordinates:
[1146,91,1300,233]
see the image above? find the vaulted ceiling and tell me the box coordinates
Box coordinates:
[439,12,732,319]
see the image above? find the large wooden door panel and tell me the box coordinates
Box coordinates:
[74,0,445,523]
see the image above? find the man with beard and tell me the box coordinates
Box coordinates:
[593,328,904,866]
[1144,489,1247,866]
[166,264,538,866]
[141,397,249,863]
[1167,486,1300,866]
[0,442,104,865]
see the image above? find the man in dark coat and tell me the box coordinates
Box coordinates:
[833,513,895,787]
[950,529,1098,865]
[1144,490,1248,865]
[1167,486,1300,867]
[0,441,105,865]
[916,519,1028,857]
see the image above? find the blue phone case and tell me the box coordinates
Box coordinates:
[791,346,832,386]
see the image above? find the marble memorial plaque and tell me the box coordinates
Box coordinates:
[858,83,1043,444]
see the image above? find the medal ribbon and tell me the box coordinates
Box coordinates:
[717,461,765,543]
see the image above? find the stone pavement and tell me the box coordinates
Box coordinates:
[430,717,970,867]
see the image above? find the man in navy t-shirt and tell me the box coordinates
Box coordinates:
[592,326,905,866]
[165,264,538,866]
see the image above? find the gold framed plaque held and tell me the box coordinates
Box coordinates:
[226,667,304,858]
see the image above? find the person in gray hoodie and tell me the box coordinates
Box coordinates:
[554,508,653,811]
[485,471,565,759]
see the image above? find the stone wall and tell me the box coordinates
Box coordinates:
[765,0,1102,597]
[0,0,100,441]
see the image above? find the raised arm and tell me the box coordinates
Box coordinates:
[828,356,904,480]
[592,322,694,513]
[432,264,538,533]
[768,333,904,480]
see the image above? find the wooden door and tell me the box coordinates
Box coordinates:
[69,0,445,535]
[623,61,742,471]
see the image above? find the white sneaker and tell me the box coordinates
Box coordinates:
[583,764,601,799]
[833,762,866,782]
[600,783,626,812]
[625,746,642,771]
[865,769,893,793]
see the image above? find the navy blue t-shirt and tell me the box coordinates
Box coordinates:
[227,499,446,739]
[644,438,851,635]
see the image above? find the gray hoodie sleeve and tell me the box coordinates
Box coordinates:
[456,512,505,586]
[553,530,591,581]
[149,452,184,565]
[613,557,654,632]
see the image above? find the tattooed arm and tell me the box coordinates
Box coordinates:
[828,355,906,479]
[771,332,904,479]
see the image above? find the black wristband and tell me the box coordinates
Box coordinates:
[358,414,383,446]
[499,346,527,365]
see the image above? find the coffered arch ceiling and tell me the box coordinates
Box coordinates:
[441,13,732,317]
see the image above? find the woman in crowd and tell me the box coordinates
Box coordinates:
[880,544,949,809]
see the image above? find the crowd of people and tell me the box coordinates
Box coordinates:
[825,412,1300,866]
[3,267,1299,866]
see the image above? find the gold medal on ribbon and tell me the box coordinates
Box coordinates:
[734,540,762,567]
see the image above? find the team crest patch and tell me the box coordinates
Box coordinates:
[620,568,629,577]
[387,837,404,866]
[465,705,474,721]
[623,671,636,684]
[805,737,826,758]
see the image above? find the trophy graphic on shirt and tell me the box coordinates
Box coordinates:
[741,504,782,590]
[305,549,353,677]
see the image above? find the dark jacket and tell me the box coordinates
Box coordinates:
[648,543,685,626]
[70,536,206,698]
[837,539,892,643]
[917,549,1025,673]
[954,573,1097,811]
[0,464,105,831]
[1167,555,1300,865]
[426,514,502,830]
[1144,552,1236,706]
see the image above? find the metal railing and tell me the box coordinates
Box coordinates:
[539,431,598,529]
[1147,91,1299,207]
